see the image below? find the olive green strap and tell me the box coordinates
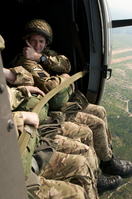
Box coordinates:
[18,126,34,158]
[32,70,88,113]
[18,70,87,158]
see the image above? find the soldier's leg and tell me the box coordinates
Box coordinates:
[72,111,132,178]
[55,120,99,180]
[54,134,98,180]
[83,104,107,123]
[34,176,87,199]
[53,135,122,196]
[58,121,93,148]
[68,111,112,161]
[82,103,112,147]
[41,151,98,199]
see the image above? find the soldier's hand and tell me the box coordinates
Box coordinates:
[22,112,39,129]
[23,39,41,61]
[61,73,75,92]
[26,86,45,97]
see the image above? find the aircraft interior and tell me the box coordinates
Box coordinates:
[0,0,112,105]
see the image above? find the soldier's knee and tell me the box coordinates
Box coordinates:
[92,117,105,132]
[65,183,87,199]
[74,187,87,199]
[75,155,88,168]
[80,125,93,145]
[80,124,93,136]
[97,105,107,119]
[99,119,105,128]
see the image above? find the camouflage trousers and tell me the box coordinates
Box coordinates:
[37,123,99,198]
[66,103,113,161]
[83,103,112,147]
[35,176,88,199]
[55,122,99,181]
[41,151,99,199]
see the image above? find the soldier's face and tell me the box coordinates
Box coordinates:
[28,34,46,53]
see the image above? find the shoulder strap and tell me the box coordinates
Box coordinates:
[18,70,88,158]
[33,70,87,113]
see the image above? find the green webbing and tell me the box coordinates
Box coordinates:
[18,70,87,158]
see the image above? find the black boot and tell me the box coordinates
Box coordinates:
[100,155,132,178]
[97,175,122,196]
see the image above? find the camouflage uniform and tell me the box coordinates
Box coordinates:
[7,66,34,86]
[14,54,113,162]
[8,86,99,199]
[16,49,71,77]
[66,106,112,162]
[13,19,113,163]
[12,110,94,199]
[12,111,88,199]
[35,176,87,199]
[54,134,98,180]
[7,65,112,162]
[40,151,98,199]
[83,104,112,155]
[7,84,98,181]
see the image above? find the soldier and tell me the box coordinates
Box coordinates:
[5,68,122,196]
[1,37,120,198]
[12,106,88,199]
[7,84,99,199]
[12,18,132,180]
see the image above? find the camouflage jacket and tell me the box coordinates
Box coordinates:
[7,66,34,86]
[7,85,31,110]
[14,53,70,95]
[15,47,71,78]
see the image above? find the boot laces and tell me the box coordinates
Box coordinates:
[98,175,117,186]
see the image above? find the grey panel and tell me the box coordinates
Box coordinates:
[0,38,28,199]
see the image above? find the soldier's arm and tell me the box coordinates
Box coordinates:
[4,66,34,86]
[4,68,16,81]
[13,111,39,132]
[16,54,50,78]
[25,86,45,96]
[16,50,71,78]
[42,48,71,74]
[61,73,75,92]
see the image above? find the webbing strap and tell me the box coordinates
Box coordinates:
[18,70,88,158]
[18,125,35,158]
[18,130,31,158]
[33,70,87,113]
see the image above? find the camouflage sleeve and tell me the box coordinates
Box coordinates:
[16,55,50,78]
[7,85,31,111]
[42,48,71,74]
[12,111,24,137]
[8,66,34,86]
[16,86,31,97]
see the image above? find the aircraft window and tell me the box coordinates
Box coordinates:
[101,1,132,197]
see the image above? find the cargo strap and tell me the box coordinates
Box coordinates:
[18,70,88,158]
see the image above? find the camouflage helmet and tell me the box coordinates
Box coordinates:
[23,19,53,45]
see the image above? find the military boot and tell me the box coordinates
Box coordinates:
[97,175,122,196]
[100,155,132,178]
